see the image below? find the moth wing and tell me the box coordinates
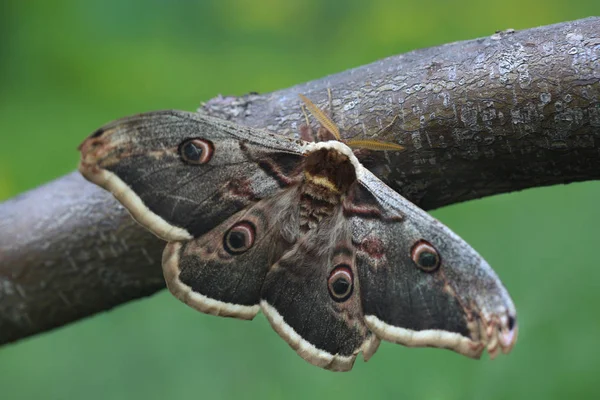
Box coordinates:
[348,169,517,358]
[162,187,301,319]
[260,209,380,372]
[79,110,305,241]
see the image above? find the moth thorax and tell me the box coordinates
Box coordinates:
[303,148,357,194]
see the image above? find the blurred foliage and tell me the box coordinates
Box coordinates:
[0,1,599,399]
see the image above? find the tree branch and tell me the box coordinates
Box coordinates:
[1,17,598,346]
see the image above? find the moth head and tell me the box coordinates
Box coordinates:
[303,141,364,194]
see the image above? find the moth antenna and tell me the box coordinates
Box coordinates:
[299,94,341,141]
[300,92,403,151]
[346,139,405,151]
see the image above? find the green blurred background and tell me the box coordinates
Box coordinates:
[1,1,599,399]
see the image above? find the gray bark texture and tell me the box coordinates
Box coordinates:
[1,17,598,346]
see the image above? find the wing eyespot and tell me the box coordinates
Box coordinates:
[411,240,440,272]
[179,138,214,164]
[223,221,256,255]
[327,265,353,302]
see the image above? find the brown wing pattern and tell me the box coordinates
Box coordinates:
[79,110,517,371]
[79,110,305,241]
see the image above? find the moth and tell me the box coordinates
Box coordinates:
[78,94,517,371]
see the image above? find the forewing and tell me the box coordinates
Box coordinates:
[348,169,517,358]
[79,110,305,241]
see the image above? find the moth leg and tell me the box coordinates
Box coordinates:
[315,87,338,142]
[299,104,316,142]
[326,87,334,120]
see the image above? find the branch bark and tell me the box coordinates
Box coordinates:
[1,17,598,346]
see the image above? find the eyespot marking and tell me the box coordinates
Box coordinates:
[328,265,353,302]
[411,240,440,272]
[179,138,214,164]
[223,221,256,255]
